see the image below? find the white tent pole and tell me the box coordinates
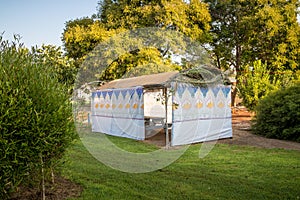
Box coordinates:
[164,87,170,148]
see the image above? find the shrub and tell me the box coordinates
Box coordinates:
[0,37,76,198]
[31,44,77,93]
[252,82,300,142]
[238,60,297,111]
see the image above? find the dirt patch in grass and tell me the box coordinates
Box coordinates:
[145,107,300,151]
[9,175,82,200]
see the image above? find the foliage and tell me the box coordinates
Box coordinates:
[100,47,178,80]
[98,0,211,42]
[62,19,118,68]
[64,17,94,29]
[172,65,230,87]
[72,27,212,89]
[204,0,249,70]
[62,0,212,80]
[0,37,76,198]
[253,82,300,142]
[238,60,297,111]
[204,0,300,71]
[61,138,300,199]
[247,0,300,71]
[204,0,300,106]
[32,44,77,91]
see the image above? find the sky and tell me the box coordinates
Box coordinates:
[0,0,98,47]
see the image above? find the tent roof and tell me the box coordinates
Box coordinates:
[99,71,179,90]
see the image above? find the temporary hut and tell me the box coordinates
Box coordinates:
[91,67,232,146]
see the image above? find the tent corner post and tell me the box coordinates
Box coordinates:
[164,87,170,149]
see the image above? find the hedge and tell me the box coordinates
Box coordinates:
[0,37,76,198]
[252,82,300,142]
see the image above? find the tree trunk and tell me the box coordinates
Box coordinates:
[232,44,241,108]
[231,78,239,108]
[51,168,55,184]
[40,155,46,200]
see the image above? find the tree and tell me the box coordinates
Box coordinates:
[62,0,212,80]
[237,60,297,111]
[204,0,300,106]
[246,0,300,71]
[98,0,211,42]
[100,47,179,80]
[32,45,77,91]
[62,19,116,67]
[74,27,211,86]
[205,0,300,70]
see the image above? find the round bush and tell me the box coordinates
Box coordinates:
[0,38,76,198]
[252,82,300,142]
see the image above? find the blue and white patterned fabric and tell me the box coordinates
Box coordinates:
[91,86,145,140]
[171,82,232,146]
[91,83,232,146]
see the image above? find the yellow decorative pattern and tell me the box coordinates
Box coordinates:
[207,102,214,109]
[105,104,110,109]
[133,103,138,109]
[196,102,203,109]
[95,104,99,108]
[183,103,191,110]
[218,102,224,108]
[140,104,144,109]
[100,104,104,108]
[112,104,116,109]
[125,104,131,109]
[118,104,123,109]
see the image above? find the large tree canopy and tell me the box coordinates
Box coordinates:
[98,0,211,42]
[62,0,212,78]
[204,0,300,72]
[62,19,117,67]
[204,0,300,106]
[247,0,300,71]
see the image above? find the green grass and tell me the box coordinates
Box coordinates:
[61,135,300,200]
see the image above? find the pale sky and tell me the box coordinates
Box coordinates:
[0,0,98,47]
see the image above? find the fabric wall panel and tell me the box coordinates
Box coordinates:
[91,86,145,140]
[171,83,232,146]
[91,91,112,134]
[91,83,232,145]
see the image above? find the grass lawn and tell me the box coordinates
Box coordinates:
[61,135,300,200]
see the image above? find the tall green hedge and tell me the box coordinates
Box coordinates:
[252,82,300,142]
[0,37,76,198]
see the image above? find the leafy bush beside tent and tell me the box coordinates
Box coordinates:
[0,37,76,198]
[252,82,300,142]
[238,60,296,111]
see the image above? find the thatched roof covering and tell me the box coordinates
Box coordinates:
[99,71,178,89]
[98,66,230,90]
